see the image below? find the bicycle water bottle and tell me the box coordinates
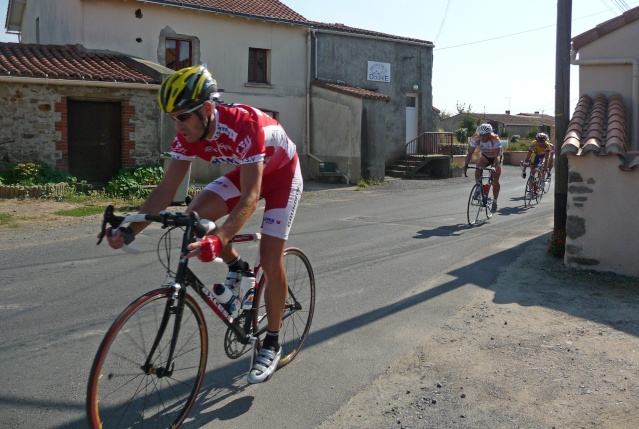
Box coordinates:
[213,283,239,316]
[238,271,256,310]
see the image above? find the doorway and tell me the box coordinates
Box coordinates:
[68,100,122,185]
[405,94,418,143]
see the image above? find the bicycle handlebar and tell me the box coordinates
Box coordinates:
[463,165,496,178]
[97,205,217,254]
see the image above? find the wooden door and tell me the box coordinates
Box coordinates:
[68,100,122,184]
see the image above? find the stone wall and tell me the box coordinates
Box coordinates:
[0,81,160,173]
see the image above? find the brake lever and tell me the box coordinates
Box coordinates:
[97,205,115,245]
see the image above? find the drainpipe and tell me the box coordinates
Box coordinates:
[570,48,639,149]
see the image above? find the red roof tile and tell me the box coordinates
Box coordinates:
[561,93,637,170]
[0,42,160,83]
[572,6,639,50]
[311,80,390,101]
[139,0,308,24]
[311,21,432,46]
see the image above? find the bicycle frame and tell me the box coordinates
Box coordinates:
[465,166,496,204]
[98,207,265,374]
[89,205,315,428]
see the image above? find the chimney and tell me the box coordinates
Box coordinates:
[505,110,510,115]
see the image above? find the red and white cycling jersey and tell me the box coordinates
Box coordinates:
[469,133,502,159]
[171,103,297,174]
[170,103,302,240]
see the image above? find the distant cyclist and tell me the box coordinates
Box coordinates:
[522,132,554,180]
[463,123,503,213]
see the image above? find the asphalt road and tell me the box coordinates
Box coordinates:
[0,165,554,429]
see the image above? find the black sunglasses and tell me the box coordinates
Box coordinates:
[169,103,203,122]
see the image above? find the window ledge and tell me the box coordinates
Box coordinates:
[244,82,274,89]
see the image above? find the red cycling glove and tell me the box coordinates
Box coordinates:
[198,236,223,262]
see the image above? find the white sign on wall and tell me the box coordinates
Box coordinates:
[367,61,391,83]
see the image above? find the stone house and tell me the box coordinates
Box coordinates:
[4,0,310,183]
[0,42,172,184]
[4,0,436,184]
[562,6,639,277]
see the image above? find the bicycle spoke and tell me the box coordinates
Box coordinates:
[87,290,207,429]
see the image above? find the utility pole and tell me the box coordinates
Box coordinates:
[554,0,571,243]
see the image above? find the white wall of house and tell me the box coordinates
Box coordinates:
[565,155,639,277]
[17,0,309,183]
[567,19,639,278]
[309,85,363,181]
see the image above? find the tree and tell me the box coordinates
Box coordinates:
[456,101,473,115]
[439,110,452,120]
[459,114,479,139]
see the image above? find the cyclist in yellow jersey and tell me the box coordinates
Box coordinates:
[463,123,503,213]
[522,132,554,179]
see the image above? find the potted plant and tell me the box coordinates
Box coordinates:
[451,161,463,177]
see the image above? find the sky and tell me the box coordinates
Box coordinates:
[1,0,636,117]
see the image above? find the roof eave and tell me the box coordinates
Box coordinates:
[5,0,25,33]
[137,0,309,27]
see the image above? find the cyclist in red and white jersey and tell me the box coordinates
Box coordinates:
[105,66,302,384]
[462,123,503,213]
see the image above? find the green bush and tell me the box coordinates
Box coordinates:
[0,162,77,186]
[455,127,468,144]
[104,165,164,199]
[505,141,531,151]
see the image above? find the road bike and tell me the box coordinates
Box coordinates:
[86,205,315,428]
[520,161,549,207]
[464,166,496,226]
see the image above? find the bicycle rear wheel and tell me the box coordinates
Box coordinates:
[467,183,483,226]
[253,248,315,368]
[87,289,208,429]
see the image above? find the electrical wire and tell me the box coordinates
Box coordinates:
[433,0,452,44]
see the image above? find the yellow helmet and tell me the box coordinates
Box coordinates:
[158,66,218,113]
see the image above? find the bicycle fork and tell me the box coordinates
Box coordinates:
[141,289,187,378]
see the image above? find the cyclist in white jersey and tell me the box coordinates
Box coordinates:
[462,123,503,213]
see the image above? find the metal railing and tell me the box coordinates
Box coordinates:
[402,132,454,177]
[405,132,454,156]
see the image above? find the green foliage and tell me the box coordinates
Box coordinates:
[526,128,539,139]
[439,110,452,120]
[0,162,77,186]
[54,206,105,217]
[0,212,14,226]
[455,127,468,144]
[455,102,473,114]
[504,141,530,151]
[103,165,164,199]
[459,114,479,140]
[510,134,521,143]
[499,130,509,138]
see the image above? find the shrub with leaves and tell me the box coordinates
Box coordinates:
[0,162,77,186]
[104,165,164,199]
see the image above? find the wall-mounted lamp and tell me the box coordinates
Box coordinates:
[412,85,419,91]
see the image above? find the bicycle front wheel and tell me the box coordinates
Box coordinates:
[87,289,208,429]
[467,183,483,226]
[524,176,536,207]
[253,248,315,368]
[543,174,552,194]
